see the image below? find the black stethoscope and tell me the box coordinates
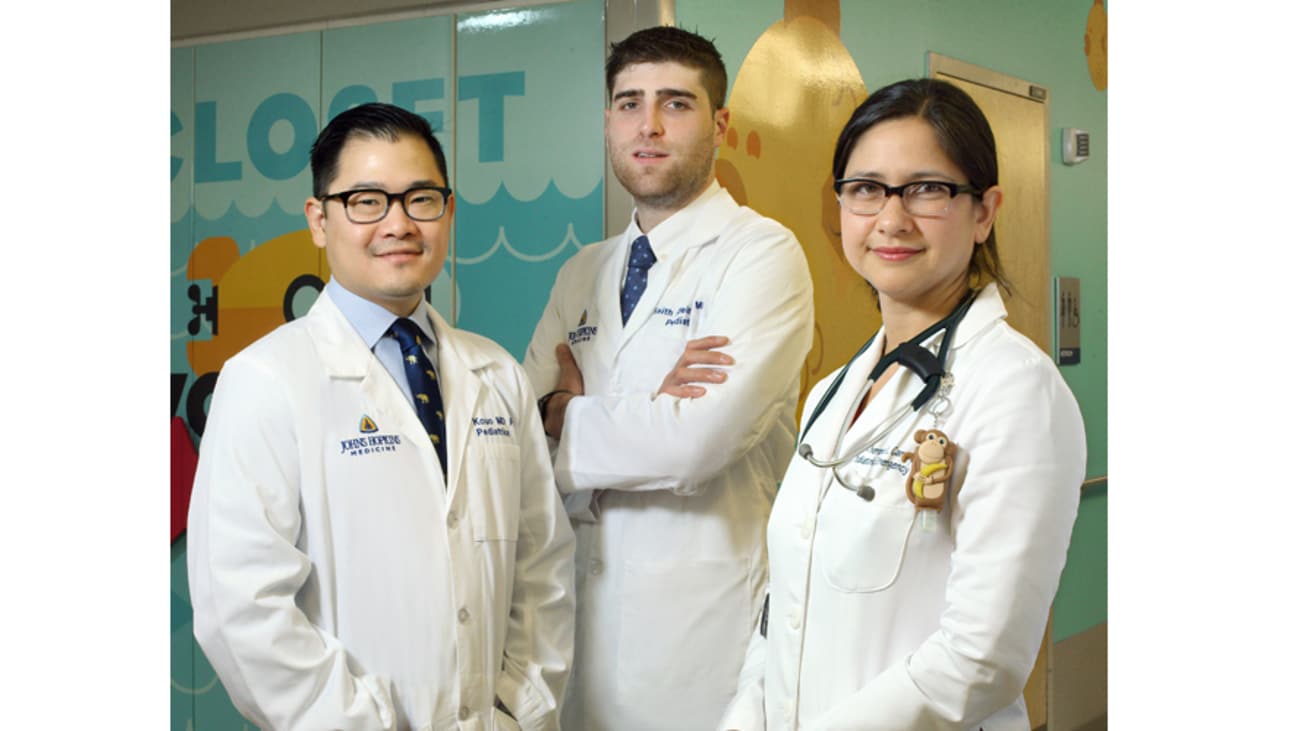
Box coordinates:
[796,291,977,502]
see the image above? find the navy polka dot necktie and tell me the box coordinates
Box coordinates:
[621,235,656,325]
[389,318,448,481]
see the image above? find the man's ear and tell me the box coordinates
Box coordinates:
[305,198,327,250]
[713,106,730,148]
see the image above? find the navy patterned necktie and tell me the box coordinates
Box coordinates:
[620,235,656,325]
[389,318,448,481]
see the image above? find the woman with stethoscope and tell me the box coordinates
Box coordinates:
[718,79,1086,731]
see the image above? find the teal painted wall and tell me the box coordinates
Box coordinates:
[169,3,604,727]
[678,0,1108,642]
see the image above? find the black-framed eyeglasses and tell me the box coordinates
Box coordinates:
[833,178,983,217]
[321,185,453,224]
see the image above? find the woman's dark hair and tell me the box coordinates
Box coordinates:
[831,78,1011,294]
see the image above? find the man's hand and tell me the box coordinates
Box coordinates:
[542,343,584,439]
[658,336,734,398]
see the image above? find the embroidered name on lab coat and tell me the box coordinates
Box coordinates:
[853,446,909,475]
[652,300,704,328]
[472,415,514,438]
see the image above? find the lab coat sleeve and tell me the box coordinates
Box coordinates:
[716,601,769,730]
[521,275,564,403]
[553,222,814,495]
[807,354,1085,731]
[521,262,598,520]
[494,365,577,731]
[187,355,396,731]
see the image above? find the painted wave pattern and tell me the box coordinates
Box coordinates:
[453,180,604,359]
[170,179,601,275]
[170,180,603,338]
[453,179,603,264]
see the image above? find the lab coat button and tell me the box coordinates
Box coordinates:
[783,703,794,721]
[789,613,801,630]
[458,705,470,721]
[458,607,470,623]
[590,559,604,575]
[446,513,458,529]
[800,519,813,540]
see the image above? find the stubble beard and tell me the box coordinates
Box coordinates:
[611,144,716,214]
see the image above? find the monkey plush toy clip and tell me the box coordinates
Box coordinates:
[901,429,957,513]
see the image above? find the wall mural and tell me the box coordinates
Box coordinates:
[715,0,873,403]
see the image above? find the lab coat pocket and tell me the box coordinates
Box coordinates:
[616,559,749,696]
[467,442,522,542]
[818,499,916,594]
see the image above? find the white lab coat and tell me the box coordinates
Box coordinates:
[187,290,576,731]
[718,285,1085,731]
[523,182,814,730]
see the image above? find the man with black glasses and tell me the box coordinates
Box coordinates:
[188,102,575,731]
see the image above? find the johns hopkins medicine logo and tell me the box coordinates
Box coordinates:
[340,414,403,456]
[568,308,597,346]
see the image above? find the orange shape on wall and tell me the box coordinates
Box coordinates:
[186,229,329,376]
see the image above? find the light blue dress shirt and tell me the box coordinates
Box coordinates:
[325,279,439,410]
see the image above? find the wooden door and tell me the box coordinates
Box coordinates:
[929,53,1053,729]
[930,53,1050,353]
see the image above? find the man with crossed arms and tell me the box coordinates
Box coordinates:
[524,26,814,731]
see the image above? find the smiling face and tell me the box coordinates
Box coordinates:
[838,116,1000,317]
[605,61,728,230]
[304,132,454,316]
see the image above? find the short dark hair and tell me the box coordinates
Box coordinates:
[831,78,1012,294]
[309,102,448,199]
[606,26,727,111]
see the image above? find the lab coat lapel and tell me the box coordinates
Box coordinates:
[809,334,886,451]
[616,242,670,345]
[307,292,447,476]
[427,305,487,501]
[611,186,734,350]
[591,237,629,360]
[950,283,1006,351]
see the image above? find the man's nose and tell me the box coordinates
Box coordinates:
[378,197,420,235]
[640,107,664,137]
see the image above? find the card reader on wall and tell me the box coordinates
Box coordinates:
[1062,128,1090,165]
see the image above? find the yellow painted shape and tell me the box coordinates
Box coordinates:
[1084,0,1107,91]
[187,228,330,375]
[718,9,874,407]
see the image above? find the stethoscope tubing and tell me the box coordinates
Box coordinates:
[796,291,977,497]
